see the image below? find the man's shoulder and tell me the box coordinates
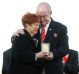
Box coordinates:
[51,19,67,29]
[55,21,67,29]
[69,49,78,55]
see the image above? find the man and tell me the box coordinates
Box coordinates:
[2,48,12,74]
[11,2,69,74]
[63,49,78,74]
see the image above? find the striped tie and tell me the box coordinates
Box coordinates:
[41,27,46,42]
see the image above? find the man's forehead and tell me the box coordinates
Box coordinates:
[36,7,48,14]
[37,5,48,11]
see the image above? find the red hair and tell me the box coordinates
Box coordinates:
[22,13,40,27]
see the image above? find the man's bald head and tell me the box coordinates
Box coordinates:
[36,2,52,14]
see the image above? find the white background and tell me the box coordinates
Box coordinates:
[0,0,79,73]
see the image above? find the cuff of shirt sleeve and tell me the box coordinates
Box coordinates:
[35,54,37,61]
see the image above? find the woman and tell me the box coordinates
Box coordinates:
[9,13,46,74]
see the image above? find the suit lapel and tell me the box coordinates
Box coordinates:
[45,19,55,42]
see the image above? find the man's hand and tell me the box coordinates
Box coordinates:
[35,52,47,59]
[12,29,25,37]
[45,52,53,60]
[11,29,25,42]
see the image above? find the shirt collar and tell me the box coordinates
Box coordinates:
[45,18,51,28]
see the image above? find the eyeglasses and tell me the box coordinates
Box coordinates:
[39,15,50,19]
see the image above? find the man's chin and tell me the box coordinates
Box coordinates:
[41,24,46,27]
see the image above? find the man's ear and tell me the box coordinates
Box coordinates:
[50,11,52,15]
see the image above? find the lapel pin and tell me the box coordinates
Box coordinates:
[54,33,57,37]
[49,28,51,31]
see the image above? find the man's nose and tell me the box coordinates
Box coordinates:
[40,17,44,21]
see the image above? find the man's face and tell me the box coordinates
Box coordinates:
[36,7,51,27]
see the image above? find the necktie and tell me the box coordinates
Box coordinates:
[41,27,46,42]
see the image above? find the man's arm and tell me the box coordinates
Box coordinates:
[52,25,69,60]
[11,29,24,42]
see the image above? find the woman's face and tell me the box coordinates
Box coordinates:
[26,23,39,36]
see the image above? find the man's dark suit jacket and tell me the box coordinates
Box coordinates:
[9,30,41,74]
[38,19,69,74]
[2,48,12,74]
[64,49,78,74]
